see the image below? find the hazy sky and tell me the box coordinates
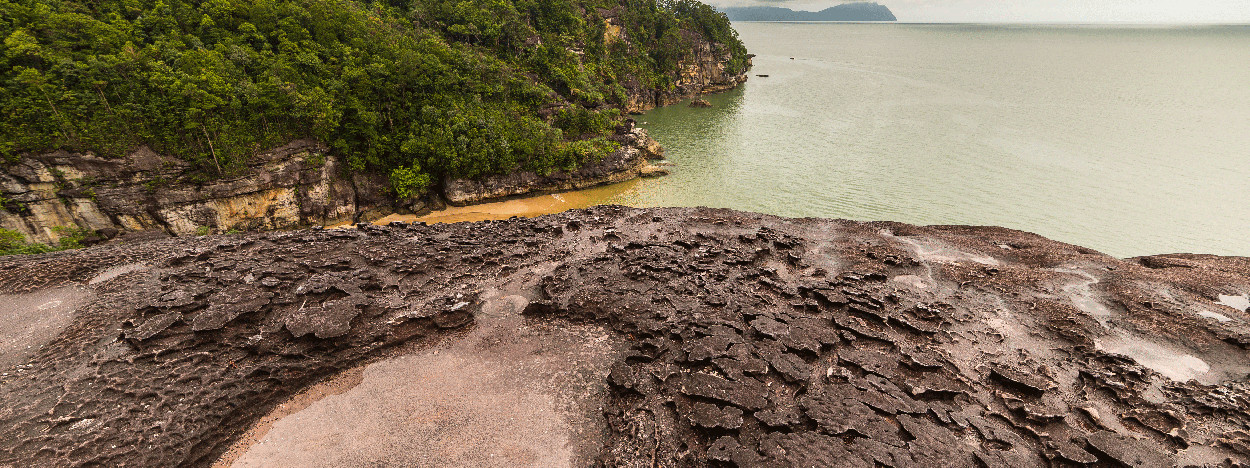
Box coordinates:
[710,0,1250,23]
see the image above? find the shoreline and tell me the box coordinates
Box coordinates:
[0,70,746,246]
[335,178,643,227]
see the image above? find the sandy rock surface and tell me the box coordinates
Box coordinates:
[1,206,1248,467]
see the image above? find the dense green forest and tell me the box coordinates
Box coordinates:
[0,0,746,197]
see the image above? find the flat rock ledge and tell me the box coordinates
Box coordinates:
[2,206,1250,467]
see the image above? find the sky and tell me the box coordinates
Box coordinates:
[708,0,1250,23]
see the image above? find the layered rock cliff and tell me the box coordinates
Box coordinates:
[1,206,1248,466]
[0,124,681,243]
[0,141,386,245]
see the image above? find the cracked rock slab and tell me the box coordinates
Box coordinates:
[1,206,1249,467]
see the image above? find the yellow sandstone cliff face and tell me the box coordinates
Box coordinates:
[0,155,121,243]
[0,140,372,244]
[0,128,671,242]
[0,128,673,242]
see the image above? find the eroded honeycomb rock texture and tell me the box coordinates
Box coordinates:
[2,206,1249,467]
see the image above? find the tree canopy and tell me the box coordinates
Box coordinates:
[0,0,745,196]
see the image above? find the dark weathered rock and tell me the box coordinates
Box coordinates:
[1,206,1249,467]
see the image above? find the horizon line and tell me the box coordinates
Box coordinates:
[730,20,1250,26]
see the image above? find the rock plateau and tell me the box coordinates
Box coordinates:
[1,206,1249,467]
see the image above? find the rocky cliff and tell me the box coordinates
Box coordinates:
[1,39,745,243]
[622,30,751,114]
[0,124,679,243]
[1,206,1248,466]
[0,141,389,245]
[445,15,750,204]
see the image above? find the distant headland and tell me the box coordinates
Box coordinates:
[723,2,897,22]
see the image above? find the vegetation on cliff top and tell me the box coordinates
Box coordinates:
[0,0,746,197]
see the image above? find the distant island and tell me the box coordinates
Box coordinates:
[722,3,897,22]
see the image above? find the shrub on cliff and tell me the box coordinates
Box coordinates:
[389,164,432,200]
[0,0,745,197]
[0,226,85,256]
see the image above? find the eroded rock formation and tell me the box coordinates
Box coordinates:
[0,126,665,243]
[2,206,1248,467]
[0,140,382,245]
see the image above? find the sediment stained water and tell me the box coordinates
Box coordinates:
[408,23,1250,258]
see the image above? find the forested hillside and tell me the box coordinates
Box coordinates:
[0,0,746,197]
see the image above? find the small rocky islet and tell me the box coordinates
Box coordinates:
[1,206,1249,466]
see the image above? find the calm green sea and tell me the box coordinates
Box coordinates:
[603,23,1250,257]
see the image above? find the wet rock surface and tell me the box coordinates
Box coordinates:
[1,206,1249,467]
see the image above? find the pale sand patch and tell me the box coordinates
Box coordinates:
[221,291,625,468]
[212,368,366,468]
[0,286,91,369]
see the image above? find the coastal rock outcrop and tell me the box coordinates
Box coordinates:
[0,0,751,243]
[0,126,672,242]
[623,33,750,114]
[442,126,665,206]
[0,141,378,244]
[1,206,1248,466]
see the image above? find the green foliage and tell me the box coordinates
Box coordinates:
[304,152,325,167]
[554,107,619,138]
[50,225,89,249]
[195,226,211,236]
[0,0,745,186]
[658,0,749,74]
[389,164,431,199]
[0,228,40,255]
[0,226,85,256]
[560,137,618,165]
